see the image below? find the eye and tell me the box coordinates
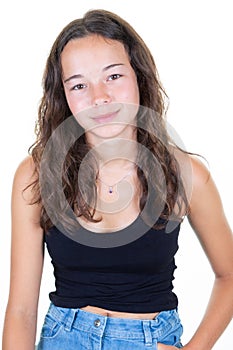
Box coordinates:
[107,74,122,81]
[71,83,87,91]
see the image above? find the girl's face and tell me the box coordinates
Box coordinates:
[61,35,140,143]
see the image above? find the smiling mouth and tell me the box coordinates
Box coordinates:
[92,110,120,124]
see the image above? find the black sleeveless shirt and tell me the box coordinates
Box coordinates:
[45,216,181,313]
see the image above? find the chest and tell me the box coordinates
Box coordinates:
[45,220,181,274]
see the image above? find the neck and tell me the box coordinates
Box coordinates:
[92,138,138,170]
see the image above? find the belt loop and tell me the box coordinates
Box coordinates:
[64,309,78,332]
[142,320,153,347]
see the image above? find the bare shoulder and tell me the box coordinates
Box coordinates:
[12,155,38,201]
[12,155,41,226]
[11,153,43,238]
[182,151,226,225]
[171,146,210,192]
[13,155,36,184]
[189,153,210,187]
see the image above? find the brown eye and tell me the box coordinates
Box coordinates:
[107,74,122,81]
[72,83,87,91]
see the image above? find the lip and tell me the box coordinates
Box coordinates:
[92,110,120,124]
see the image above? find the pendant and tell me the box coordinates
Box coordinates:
[109,186,113,194]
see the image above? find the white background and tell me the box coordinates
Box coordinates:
[0,0,232,348]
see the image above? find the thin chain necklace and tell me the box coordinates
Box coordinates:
[96,168,135,194]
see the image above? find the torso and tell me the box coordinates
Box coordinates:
[75,154,186,320]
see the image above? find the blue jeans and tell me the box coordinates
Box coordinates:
[36,303,183,349]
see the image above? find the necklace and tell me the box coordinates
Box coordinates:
[97,168,134,194]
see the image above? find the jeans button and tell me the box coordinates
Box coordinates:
[94,319,101,327]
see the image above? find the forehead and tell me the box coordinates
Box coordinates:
[61,35,130,71]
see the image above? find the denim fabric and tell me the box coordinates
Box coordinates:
[36,303,183,349]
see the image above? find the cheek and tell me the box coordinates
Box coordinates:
[132,78,140,103]
[118,80,139,104]
[65,92,89,116]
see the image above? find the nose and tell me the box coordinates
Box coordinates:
[91,83,111,106]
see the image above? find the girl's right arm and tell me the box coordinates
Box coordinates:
[2,156,44,350]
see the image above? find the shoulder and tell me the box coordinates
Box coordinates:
[182,153,222,217]
[12,155,38,203]
[189,154,210,187]
[14,155,36,179]
[171,147,215,209]
[13,155,36,185]
[171,146,210,186]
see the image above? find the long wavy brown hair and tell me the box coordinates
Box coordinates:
[27,9,189,233]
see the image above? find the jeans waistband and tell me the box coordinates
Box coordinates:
[46,303,181,345]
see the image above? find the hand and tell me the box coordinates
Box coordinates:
[157,344,179,349]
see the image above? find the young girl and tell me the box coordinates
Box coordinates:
[3,9,233,350]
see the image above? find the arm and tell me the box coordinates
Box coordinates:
[2,156,44,350]
[159,155,233,350]
[183,156,233,349]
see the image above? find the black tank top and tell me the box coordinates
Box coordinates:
[45,216,181,313]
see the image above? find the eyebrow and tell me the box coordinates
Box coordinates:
[63,63,124,83]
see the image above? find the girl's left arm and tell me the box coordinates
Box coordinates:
[182,156,233,350]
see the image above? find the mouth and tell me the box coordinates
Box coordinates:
[92,110,120,124]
